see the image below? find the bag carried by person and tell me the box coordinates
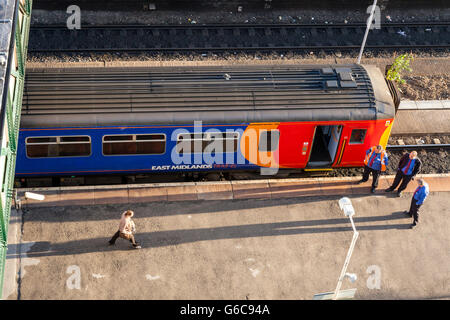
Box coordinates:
[119,232,132,240]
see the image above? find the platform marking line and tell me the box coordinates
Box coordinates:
[19,242,40,279]
[249,268,260,277]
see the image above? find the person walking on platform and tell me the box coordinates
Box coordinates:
[385,151,421,197]
[405,178,429,229]
[358,145,388,193]
[109,210,141,249]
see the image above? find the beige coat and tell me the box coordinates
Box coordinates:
[119,212,135,235]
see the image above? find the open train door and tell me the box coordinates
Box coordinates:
[307,125,343,167]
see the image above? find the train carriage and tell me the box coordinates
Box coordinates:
[15,64,398,181]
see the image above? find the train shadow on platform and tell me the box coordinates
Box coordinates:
[8,210,411,259]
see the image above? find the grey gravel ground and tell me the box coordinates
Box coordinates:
[27,50,450,65]
[30,8,450,26]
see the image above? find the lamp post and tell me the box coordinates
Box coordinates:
[357,0,378,64]
[331,197,359,300]
[313,197,359,300]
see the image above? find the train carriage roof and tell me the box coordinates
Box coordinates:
[21,64,396,128]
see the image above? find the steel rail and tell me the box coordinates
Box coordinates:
[27,44,450,53]
[28,22,450,53]
[386,144,450,151]
[29,21,450,28]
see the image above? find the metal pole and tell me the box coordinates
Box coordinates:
[349,215,357,233]
[357,0,378,64]
[332,216,359,300]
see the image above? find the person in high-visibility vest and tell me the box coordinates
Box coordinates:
[405,178,429,229]
[385,151,422,197]
[358,145,388,193]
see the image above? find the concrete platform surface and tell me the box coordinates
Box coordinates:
[398,100,450,110]
[18,174,450,208]
[391,110,450,135]
[4,189,450,299]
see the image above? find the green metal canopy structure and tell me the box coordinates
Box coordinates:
[0,0,32,298]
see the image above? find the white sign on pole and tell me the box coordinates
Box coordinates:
[357,0,378,64]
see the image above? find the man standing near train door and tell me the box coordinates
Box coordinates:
[358,145,388,193]
[385,151,421,197]
[405,178,429,229]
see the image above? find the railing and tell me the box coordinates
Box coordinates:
[0,0,32,299]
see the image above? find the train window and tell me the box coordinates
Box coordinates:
[258,130,280,152]
[60,136,90,143]
[349,129,367,144]
[27,137,57,144]
[176,132,239,154]
[178,133,204,141]
[26,136,91,158]
[102,134,166,155]
[104,135,133,141]
[136,134,165,141]
[58,144,91,157]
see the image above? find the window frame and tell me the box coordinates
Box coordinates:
[176,131,240,154]
[102,133,167,156]
[25,135,92,159]
[258,129,281,152]
[348,129,368,145]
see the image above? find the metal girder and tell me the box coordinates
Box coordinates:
[0,0,32,299]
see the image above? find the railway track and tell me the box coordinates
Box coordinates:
[387,134,450,152]
[28,22,450,53]
[16,143,449,188]
[386,144,450,151]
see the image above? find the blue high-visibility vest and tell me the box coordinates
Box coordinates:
[402,158,416,176]
[413,182,429,205]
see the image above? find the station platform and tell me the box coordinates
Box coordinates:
[392,109,450,135]
[18,174,450,208]
[391,100,450,135]
[5,175,450,300]
[398,100,450,110]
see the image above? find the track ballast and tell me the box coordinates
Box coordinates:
[28,22,450,53]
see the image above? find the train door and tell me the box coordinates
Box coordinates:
[307,125,342,167]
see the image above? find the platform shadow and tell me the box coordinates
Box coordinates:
[8,211,412,258]
[21,188,411,222]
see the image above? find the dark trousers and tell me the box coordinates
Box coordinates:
[408,197,421,225]
[109,230,138,246]
[362,165,380,188]
[390,170,413,192]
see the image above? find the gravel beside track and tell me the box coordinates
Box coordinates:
[325,142,450,178]
[30,6,450,26]
[326,149,449,178]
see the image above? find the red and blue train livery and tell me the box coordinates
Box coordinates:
[15,64,398,181]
